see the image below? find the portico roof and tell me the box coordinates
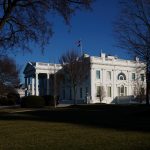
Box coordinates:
[23,62,36,77]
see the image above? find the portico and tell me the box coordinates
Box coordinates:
[23,62,62,96]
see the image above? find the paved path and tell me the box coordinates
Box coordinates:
[0,105,20,109]
[57,104,72,107]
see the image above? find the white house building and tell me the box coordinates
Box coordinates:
[23,53,146,104]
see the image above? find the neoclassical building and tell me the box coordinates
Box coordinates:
[24,53,146,104]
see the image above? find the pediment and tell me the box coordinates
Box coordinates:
[23,62,35,74]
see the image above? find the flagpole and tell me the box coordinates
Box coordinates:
[80,40,83,56]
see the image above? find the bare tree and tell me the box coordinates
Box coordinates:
[133,66,146,103]
[96,86,106,103]
[59,50,90,105]
[53,65,64,107]
[0,56,20,96]
[134,84,145,103]
[114,0,150,105]
[0,0,93,55]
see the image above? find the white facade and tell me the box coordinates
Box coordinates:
[88,53,145,104]
[23,53,146,104]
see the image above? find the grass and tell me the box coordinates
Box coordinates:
[0,104,150,150]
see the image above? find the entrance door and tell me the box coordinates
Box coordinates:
[118,86,127,96]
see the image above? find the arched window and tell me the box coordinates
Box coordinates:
[118,72,126,80]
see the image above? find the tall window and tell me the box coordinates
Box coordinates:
[107,86,111,97]
[69,87,72,99]
[96,70,100,79]
[132,73,135,80]
[96,86,100,97]
[107,71,111,80]
[140,74,144,81]
[141,88,145,95]
[86,87,88,95]
[125,87,127,96]
[118,86,127,96]
[63,89,65,99]
[80,88,82,98]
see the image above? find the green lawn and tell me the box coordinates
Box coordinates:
[0,105,150,150]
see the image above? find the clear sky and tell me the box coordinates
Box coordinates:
[12,0,131,82]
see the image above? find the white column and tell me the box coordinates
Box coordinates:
[128,71,130,95]
[102,69,104,84]
[47,74,50,95]
[35,73,39,96]
[113,69,115,99]
[90,67,95,103]
[32,77,35,95]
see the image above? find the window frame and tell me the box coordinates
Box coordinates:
[107,86,112,97]
[96,70,100,79]
[132,73,136,81]
[140,74,144,81]
[80,88,82,98]
[107,71,111,80]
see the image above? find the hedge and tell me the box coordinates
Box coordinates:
[21,96,45,108]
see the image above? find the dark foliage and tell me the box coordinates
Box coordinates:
[21,96,45,108]
[0,97,17,105]
[7,92,20,104]
[0,0,93,55]
[59,50,90,104]
[114,0,150,104]
[42,95,59,106]
[0,56,20,96]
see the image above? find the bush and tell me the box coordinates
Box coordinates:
[7,92,20,104]
[0,97,17,106]
[21,96,45,108]
[0,97,8,105]
[42,95,59,106]
[42,95,54,106]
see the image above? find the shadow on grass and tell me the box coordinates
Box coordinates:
[0,104,150,132]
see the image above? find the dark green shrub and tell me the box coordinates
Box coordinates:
[7,98,16,105]
[7,92,20,104]
[21,96,45,108]
[0,97,16,106]
[42,95,59,106]
[0,97,8,105]
[42,95,54,106]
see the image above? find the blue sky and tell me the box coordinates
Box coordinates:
[12,0,131,82]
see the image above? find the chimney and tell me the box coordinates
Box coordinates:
[135,57,139,62]
[101,53,106,61]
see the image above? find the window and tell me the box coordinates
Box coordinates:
[141,88,145,95]
[86,87,88,95]
[118,72,126,80]
[140,74,144,81]
[125,87,127,96]
[132,73,135,80]
[96,70,100,79]
[107,71,111,80]
[118,86,127,96]
[80,88,82,98]
[96,86,100,97]
[69,87,72,99]
[118,87,120,96]
[107,86,111,97]
[121,86,124,94]
[63,89,65,99]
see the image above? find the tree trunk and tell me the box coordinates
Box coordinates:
[73,85,77,105]
[146,65,149,105]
